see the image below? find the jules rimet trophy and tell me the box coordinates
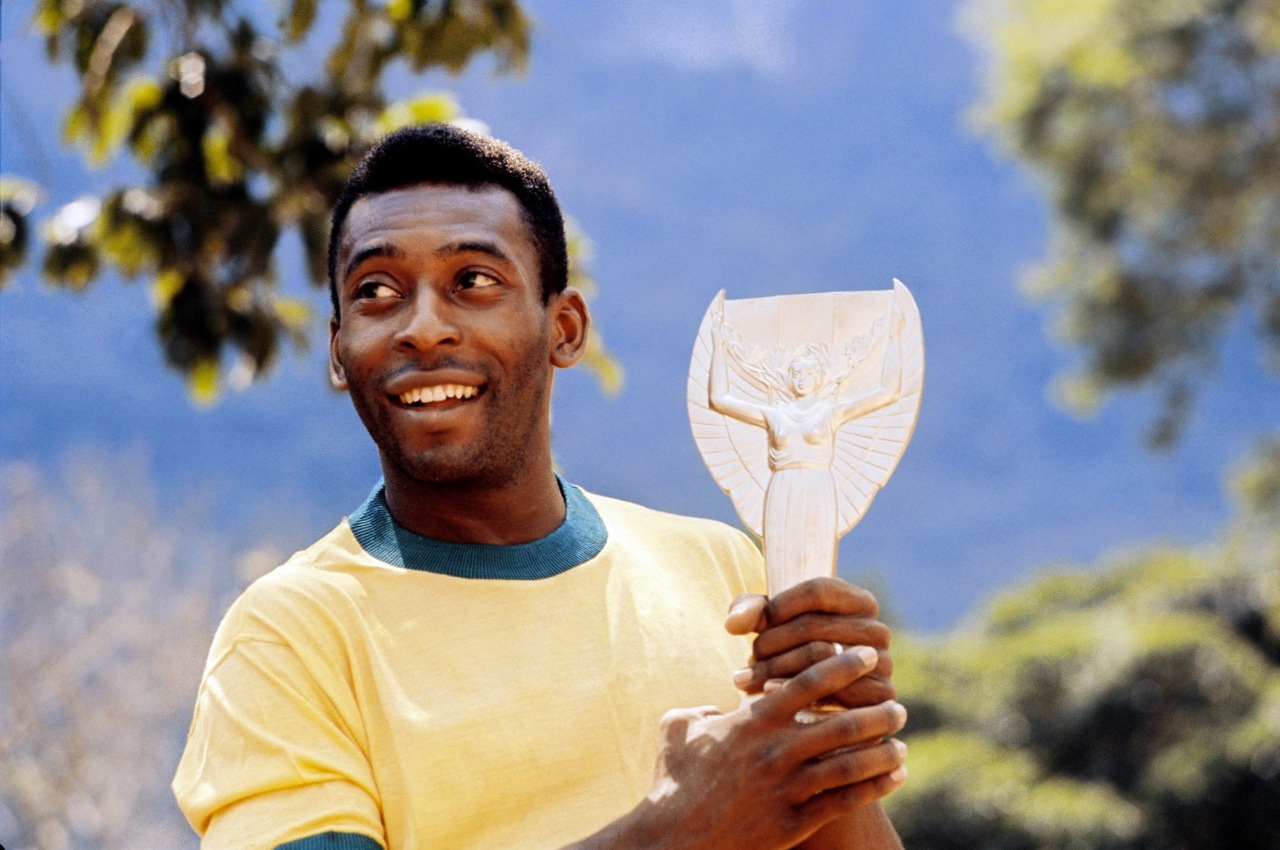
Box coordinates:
[688,280,924,595]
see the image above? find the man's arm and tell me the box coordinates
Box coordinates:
[799,802,904,850]
[564,649,907,850]
[259,635,904,850]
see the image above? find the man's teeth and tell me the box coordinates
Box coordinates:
[398,384,479,404]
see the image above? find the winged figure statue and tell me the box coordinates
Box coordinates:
[687,280,925,594]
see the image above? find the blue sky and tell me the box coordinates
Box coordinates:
[2,0,1275,629]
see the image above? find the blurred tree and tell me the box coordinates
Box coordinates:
[965,0,1280,446]
[954,7,1280,838]
[886,444,1280,850]
[0,453,268,850]
[0,0,620,403]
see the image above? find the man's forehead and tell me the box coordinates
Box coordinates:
[349,182,519,226]
[340,182,531,253]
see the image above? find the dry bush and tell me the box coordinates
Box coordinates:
[0,452,274,850]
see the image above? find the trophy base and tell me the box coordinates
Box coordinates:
[795,700,846,725]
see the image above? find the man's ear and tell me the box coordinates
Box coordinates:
[548,288,590,369]
[329,316,348,390]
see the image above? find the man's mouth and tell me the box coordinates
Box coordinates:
[396,384,482,406]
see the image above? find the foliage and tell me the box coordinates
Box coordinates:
[951,9,1280,835]
[887,448,1280,849]
[965,0,1280,445]
[1,0,620,403]
[0,454,267,850]
[0,178,40,282]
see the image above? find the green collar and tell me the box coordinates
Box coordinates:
[348,475,608,580]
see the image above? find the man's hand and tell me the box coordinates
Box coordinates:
[565,586,907,850]
[722,578,907,850]
[725,577,895,709]
[605,649,907,850]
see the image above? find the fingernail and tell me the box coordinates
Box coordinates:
[854,646,877,667]
[890,701,908,724]
[889,765,908,784]
[732,668,753,687]
[892,739,908,759]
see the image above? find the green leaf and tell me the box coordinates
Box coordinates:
[187,357,222,406]
[202,122,245,188]
[96,76,165,168]
[151,269,185,307]
[284,0,318,42]
[387,0,414,22]
[61,103,90,147]
[33,0,65,37]
[376,93,460,133]
[582,332,624,396]
[273,297,311,330]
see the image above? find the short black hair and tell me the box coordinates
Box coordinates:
[327,124,568,319]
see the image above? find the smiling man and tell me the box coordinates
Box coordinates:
[173,125,907,850]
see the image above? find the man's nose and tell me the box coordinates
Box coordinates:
[393,288,461,351]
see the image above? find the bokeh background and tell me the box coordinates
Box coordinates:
[2,1,1278,847]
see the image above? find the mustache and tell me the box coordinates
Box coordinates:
[381,357,495,383]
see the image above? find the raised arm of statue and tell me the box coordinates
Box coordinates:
[709,292,769,428]
[832,302,907,430]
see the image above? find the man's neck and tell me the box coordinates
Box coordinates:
[380,461,567,546]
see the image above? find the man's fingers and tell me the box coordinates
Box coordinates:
[756,647,878,722]
[735,641,848,692]
[753,675,896,709]
[725,593,767,636]
[763,577,878,627]
[799,763,908,824]
[832,674,897,707]
[753,613,891,660]
[794,739,907,800]
[793,700,907,762]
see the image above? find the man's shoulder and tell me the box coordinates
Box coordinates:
[583,488,740,535]
[577,487,765,596]
[579,487,760,560]
[216,520,384,644]
[253,518,376,583]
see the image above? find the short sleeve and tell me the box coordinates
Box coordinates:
[173,638,386,850]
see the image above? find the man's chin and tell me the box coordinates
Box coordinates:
[383,447,520,490]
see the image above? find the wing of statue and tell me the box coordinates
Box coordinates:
[719,322,784,397]
[823,317,883,386]
[688,308,772,538]
[830,280,925,536]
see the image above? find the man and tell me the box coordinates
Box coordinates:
[173,124,907,849]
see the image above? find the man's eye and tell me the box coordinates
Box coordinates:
[458,271,501,290]
[355,280,399,299]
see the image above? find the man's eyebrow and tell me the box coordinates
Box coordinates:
[342,243,406,283]
[435,240,513,264]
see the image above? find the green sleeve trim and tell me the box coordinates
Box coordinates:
[275,832,384,850]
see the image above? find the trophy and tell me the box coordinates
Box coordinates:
[687,280,924,596]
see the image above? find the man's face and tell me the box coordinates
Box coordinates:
[329,182,574,488]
